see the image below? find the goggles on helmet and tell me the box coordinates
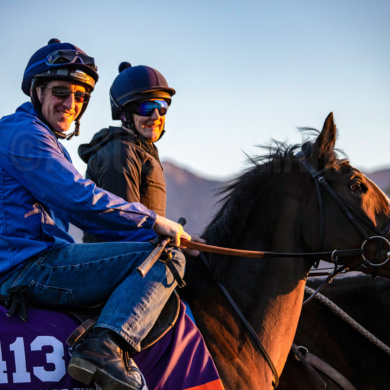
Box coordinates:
[25,49,98,74]
[46,50,98,71]
[131,100,168,117]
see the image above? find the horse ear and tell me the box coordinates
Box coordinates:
[310,112,337,169]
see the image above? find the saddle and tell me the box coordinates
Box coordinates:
[1,288,181,351]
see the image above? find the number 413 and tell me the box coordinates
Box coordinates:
[0,336,66,384]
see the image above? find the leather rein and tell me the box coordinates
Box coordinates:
[180,153,390,389]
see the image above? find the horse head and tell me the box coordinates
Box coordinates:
[301,112,390,276]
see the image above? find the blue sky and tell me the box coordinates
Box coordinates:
[1,0,389,180]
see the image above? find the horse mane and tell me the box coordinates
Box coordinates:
[203,129,346,247]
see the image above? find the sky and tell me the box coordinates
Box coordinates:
[0,0,389,181]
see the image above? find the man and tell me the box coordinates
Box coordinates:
[0,39,195,390]
[78,62,174,244]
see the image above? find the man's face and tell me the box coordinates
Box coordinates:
[36,80,85,133]
[132,100,166,143]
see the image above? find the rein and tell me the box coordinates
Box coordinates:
[181,238,364,260]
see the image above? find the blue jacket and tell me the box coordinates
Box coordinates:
[0,102,157,281]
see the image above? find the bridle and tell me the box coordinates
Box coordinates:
[182,150,390,388]
[296,152,390,303]
[296,151,390,264]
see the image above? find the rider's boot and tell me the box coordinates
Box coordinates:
[68,327,148,390]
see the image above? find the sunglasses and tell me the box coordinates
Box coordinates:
[131,100,169,117]
[46,50,98,72]
[43,86,91,103]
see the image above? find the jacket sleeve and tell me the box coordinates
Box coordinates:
[0,118,156,233]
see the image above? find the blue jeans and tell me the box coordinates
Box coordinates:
[0,242,185,351]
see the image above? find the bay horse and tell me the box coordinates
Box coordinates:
[182,112,390,389]
[278,274,390,390]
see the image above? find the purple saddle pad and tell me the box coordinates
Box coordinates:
[0,302,223,390]
[0,304,91,389]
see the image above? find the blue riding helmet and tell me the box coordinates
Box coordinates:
[110,62,175,120]
[22,39,99,139]
[22,39,99,95]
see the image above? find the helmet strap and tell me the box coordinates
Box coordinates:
[50,118,80,140]
[62,119,80,140]
[30,78,43,113]
[121,112,139,135]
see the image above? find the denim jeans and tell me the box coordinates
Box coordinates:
[0,242,185,351]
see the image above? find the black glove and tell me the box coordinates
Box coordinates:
[5,285,29,322]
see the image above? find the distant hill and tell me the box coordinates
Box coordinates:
[69,162,390,242]
[163,161,225,236]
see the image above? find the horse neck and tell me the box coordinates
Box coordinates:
[186,173,315,389]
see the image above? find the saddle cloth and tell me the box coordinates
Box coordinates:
[0,300,224,390]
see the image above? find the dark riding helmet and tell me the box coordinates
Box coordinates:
[22,38,99,139]
[110,62,175,121]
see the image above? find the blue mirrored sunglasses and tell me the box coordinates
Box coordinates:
[131,100,168,117]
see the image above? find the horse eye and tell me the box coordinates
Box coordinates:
[350,182,362,193]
